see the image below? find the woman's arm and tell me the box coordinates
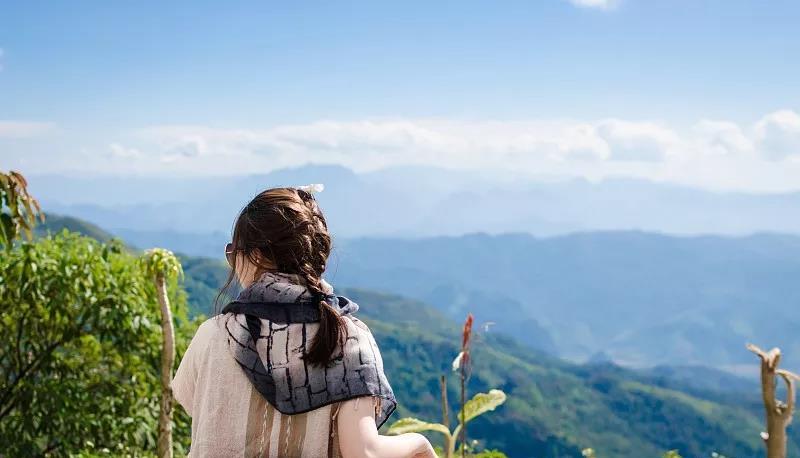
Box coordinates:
[337,397,436,458]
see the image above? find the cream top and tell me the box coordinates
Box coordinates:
[172,316,344,458]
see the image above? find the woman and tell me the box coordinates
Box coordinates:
[172,186,436,458]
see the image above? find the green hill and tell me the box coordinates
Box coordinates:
[35,212,228,315]
[179,254,229,315]
[40,214,785,457]
[34,213,117,243]
[344,288,773,457]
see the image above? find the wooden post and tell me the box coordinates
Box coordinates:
[748,344,799,458]
[156,273,175,458]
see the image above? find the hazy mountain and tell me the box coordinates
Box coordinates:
[29,164,800,245]
[330,231,800,371]
[42,209,800,373]
[34,213,117,244]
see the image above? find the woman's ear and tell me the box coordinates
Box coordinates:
[236,250,279,287]
[234,254,260,288]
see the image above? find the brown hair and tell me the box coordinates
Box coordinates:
[217,187,344,366]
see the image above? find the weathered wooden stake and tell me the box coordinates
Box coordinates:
[156,272,175,458]
[142,248,182,458]
[748,343,800,458]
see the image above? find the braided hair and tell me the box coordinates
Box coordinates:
[217,187,344,366]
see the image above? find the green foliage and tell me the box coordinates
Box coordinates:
[462,389,506,424]
[141,248,183,281]
[0,231,195,457]
[388,385,507,457]
[69,442,157,457]
[0,170,44,248]
[387,389,508,457]
[581,448,686,458]
[472,450,508,458]
[387,417,451,436]
[177,254,228,316]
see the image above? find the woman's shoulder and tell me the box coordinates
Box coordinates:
[190,315,228,345]
[344,314,372,333]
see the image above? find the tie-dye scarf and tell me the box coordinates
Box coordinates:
[220,271,397,427]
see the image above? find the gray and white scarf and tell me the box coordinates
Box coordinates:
[220,271,397,427]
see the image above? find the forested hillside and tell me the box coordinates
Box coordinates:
[335,289,784,457]
[166,250,788,456]
[30,214,794,457]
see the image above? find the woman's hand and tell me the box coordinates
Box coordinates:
[337,397,437,458]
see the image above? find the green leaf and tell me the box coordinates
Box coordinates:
[0,212,13,247]
[462,389,507,424]
[387,417,451,437]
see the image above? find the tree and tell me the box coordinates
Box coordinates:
[141,249,183,458]
[0,231,194,456]
[748,343,800,458]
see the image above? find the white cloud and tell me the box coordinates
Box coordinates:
[567,0,618,10]
[110,112,800,176]
[595,119,679,161]
[0,121,56,138]
[693,120,753,157]
[754,109,800,160]
[10,108,792,192]
[134,118,683,172]
[109,143,144,159]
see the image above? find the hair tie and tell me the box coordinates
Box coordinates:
[297,183,325,194]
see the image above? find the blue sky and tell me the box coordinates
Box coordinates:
[2,0,800,191]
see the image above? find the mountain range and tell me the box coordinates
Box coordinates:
[329,231,800,372]
[33,213,798,457]
[36,211,800,373]
[27,164,800,249]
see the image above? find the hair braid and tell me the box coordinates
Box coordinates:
[216,186,344,366]
[294,193,344,365]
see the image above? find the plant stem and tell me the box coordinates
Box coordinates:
[441,375,449,429]
[460,372,466,458]
[441,375,452,458]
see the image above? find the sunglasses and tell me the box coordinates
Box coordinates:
[225,242,237,268]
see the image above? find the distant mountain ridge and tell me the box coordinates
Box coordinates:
[331,231,800,370]
[40,210,800,373]
[29,164,800,241]
[34,213,117,243]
